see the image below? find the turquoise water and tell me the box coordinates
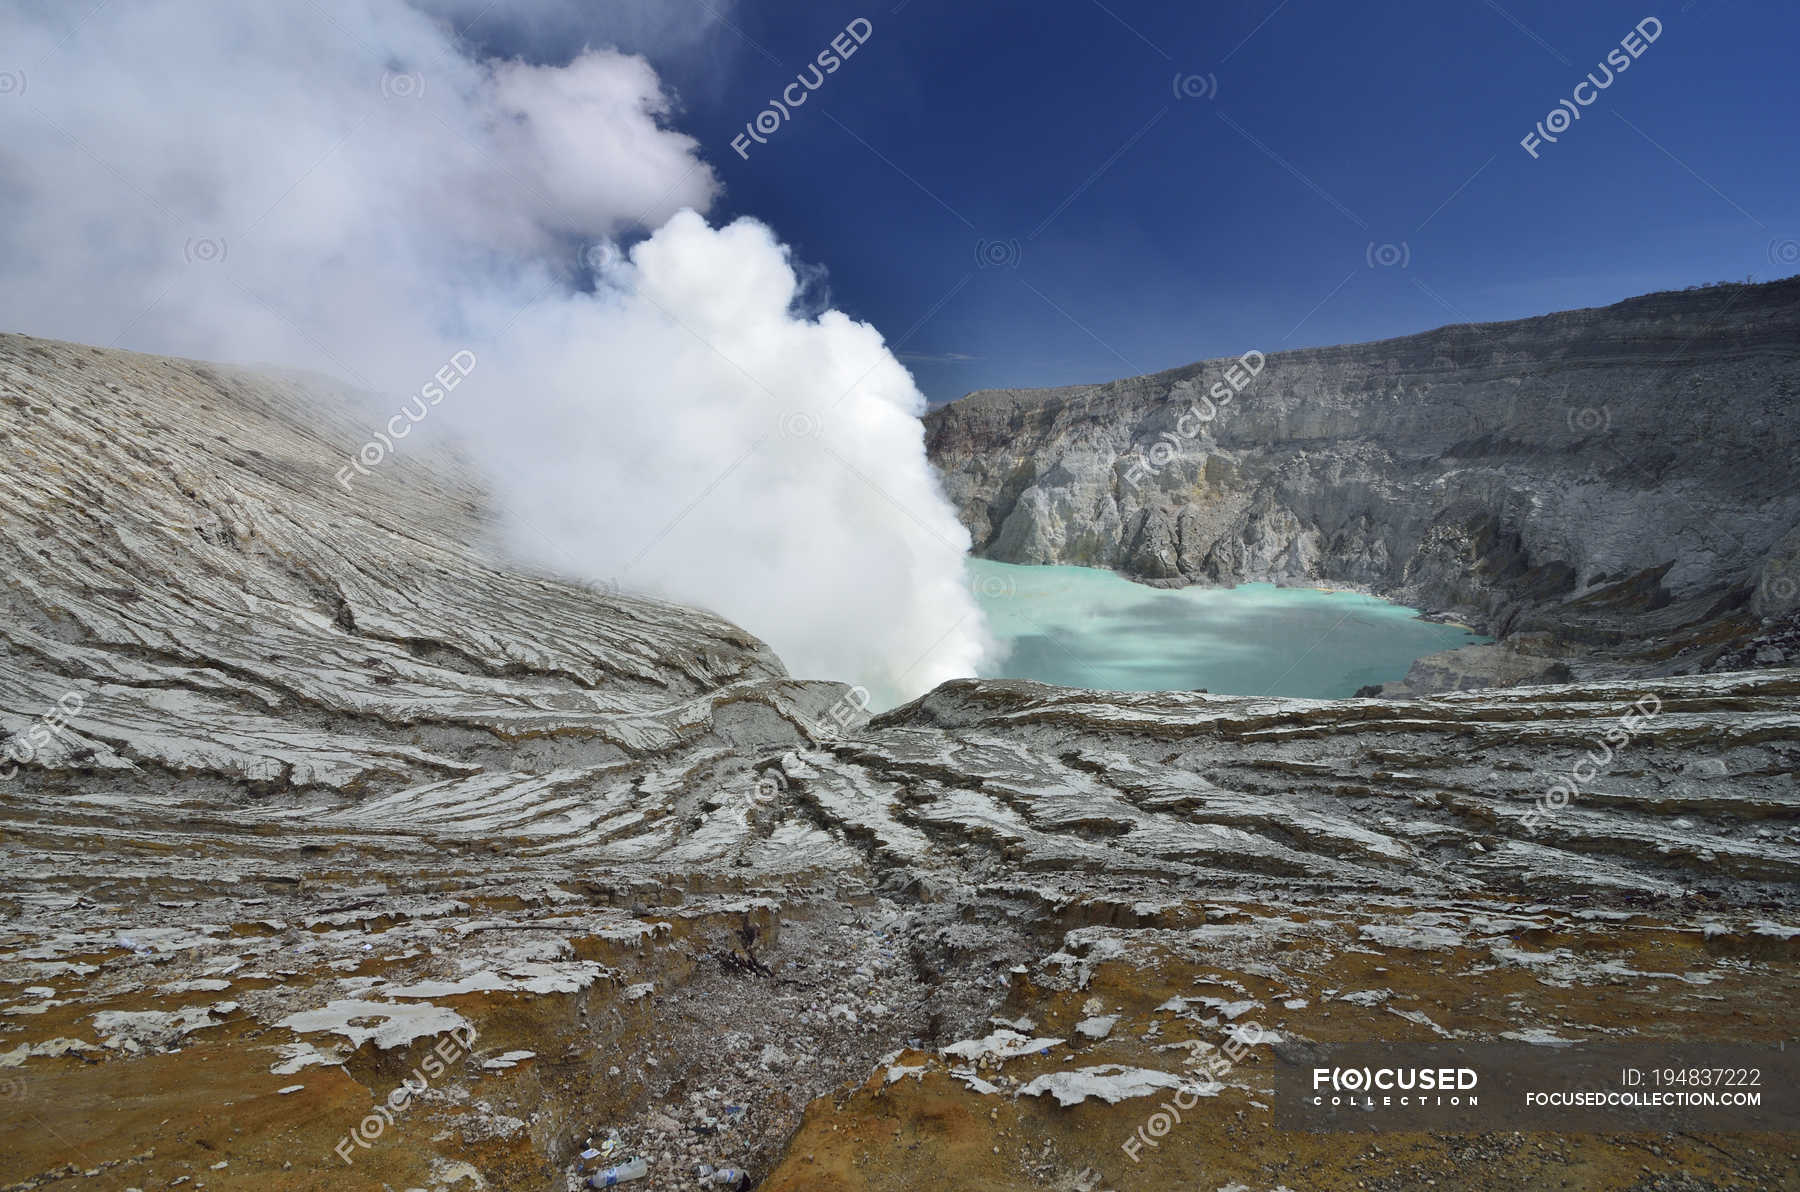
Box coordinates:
[970,559,1487,699]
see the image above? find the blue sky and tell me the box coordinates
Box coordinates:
[463,0,1798,403]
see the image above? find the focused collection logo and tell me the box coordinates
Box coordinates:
[1311,1065,1479,1107]
[1280,1043,1796,1134]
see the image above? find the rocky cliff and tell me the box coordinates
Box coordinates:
[926,278,1800,683]
[1,331,1797,1192]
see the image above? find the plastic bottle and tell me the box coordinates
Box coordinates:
[578,1133,621,1169]
[586,1156,648,1187]
[696,1165,748,1187]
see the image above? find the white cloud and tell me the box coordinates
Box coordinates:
[479,212,990,702]
[0,0,990,705]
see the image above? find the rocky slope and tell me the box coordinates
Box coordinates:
[1,332,1797,1192]
[926,278,1800,687]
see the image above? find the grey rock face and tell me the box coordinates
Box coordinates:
[1,328,1794,910]
[925,279,1800,673]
